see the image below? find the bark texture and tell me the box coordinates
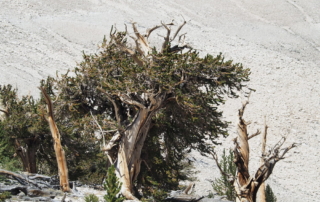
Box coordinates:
[14,137,39,173]
[102,91,168,200]
[232,100,296,202]
[99,21,188,200]
[212,99,296,202]
[41,87,70,192]
[258,120,267,202]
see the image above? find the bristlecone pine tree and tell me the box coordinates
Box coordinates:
[0,80,107,184]
[0,85,48,173]
[104,165,125,202]
[212,98,296,202]
[49,20,250,200]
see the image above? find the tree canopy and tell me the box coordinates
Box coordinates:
[50,22,250,199]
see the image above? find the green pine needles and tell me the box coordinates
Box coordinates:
[104,165,125,202]
[84,194,99,202]
[212,149,236,201]
[0,191,11,202]
[266,184,277,202]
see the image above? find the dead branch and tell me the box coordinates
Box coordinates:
[183,183,195,195]
[171,20,187,42]
[0,108,9,116]
[131,22,150,56]
[0,169,49,189]
[210,151,234,182]
[118,93,145,109]
[146,24,162,38]
[161,21,171,53]
[248,129,261,140]
[232,98,297,202]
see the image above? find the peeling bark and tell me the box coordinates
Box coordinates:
[101,21,192,200]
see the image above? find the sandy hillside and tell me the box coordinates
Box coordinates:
[1,0,320,201]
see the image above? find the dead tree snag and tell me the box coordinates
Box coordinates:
[213,99,297,202]
[40,87,70,192]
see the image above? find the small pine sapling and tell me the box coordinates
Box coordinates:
[265,184,277,202]
[212,149,236,201]
[84,194,99,202]
[104,165,125,202]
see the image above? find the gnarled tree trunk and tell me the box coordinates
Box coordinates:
[98,21,188,200]
[213,97,297,202]
[41,88,70,192]
[14,137,39,173]
[102,92,168,200]
[232,99,296,202]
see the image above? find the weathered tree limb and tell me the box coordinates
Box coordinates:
[210,150,234,183]
[118,93,145,109]
[258,118,268,202]
[0,108,9,117]
[161,21,171,52]
[184,183,195,195]
[146,24,162,38]
[97,87,123,125]
[0,169,50,189]
[40,87,70,192]
[232,100,297,202]
[171,20,187,42]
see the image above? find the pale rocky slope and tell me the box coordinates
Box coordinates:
[1,1,320,201]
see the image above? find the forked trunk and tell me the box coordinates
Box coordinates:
[233,99,296,202]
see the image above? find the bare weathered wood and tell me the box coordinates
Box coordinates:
[40,87,70,192]
[165,195,204,202]
[232,100,296,202]
[184,183,195,195]
[0,185,27,195]
[103,21,192,201]
[258,119,268,202]
[0,169,51,189]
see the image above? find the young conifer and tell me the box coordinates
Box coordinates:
[212,149,236,201]
[104,165,125,202]
[265,184,277,202]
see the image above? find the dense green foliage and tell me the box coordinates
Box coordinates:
[0,84,107,181]
[0,191,11,202]
[104,165,125,202]
[266,184,277,202]
[212,149,236,201]
[0,121,20,171]
[84,194,99,202]
[0,85,49,173]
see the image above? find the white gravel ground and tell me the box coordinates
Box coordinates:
[1,1,320,201]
